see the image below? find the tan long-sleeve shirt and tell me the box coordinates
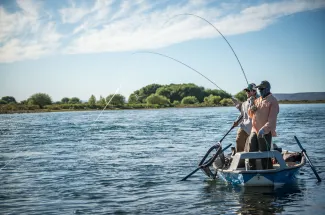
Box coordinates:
[248,94,279,136]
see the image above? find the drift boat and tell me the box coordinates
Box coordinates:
[209,149,306,186]
[181,133,321,185]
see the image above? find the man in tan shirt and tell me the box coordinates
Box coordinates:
[245,80,279,169]
[233,83,257,152]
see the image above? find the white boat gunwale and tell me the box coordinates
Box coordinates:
[214,150,306,174]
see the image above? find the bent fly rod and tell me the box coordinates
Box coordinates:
[134,14,250,102]
[164,13,249,85]
[133,51,228,94]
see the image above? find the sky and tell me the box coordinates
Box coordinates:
[0,0,324,102]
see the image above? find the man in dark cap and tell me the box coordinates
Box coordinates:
[245,80,279,169]
[233,83,257,153]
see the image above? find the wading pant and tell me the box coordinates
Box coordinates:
[245,132,273,170]
[236,128,249,153]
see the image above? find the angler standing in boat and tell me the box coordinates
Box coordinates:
[245,80,279,170]
[233,83,257,152]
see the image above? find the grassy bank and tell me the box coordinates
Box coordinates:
[0,103,228,114]
[2,100,324,114]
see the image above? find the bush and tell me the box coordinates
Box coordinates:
[172,100,180,106]
[106,94,125,106]
[44,105,61,110]
[234,91,247,102]
[204,95,222,105]
[146,94,170,105]
[181,96,199,104]
[125,103,146,109]
[69,97,81,104]
[220,98,234,106]
[27,105,40,110]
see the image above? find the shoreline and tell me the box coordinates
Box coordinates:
[0,105,225,114]
[1,101,325,114]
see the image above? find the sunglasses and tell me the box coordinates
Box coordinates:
[245,89,256,92]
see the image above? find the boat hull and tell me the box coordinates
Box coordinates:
[217,167,301,186]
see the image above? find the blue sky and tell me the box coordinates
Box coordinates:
[0,0,324,102]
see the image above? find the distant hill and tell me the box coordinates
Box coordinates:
[273,92,325,101]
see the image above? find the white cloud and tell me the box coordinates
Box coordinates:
[0,0,61,63]
[16,0,41,17]
[65,0,325,54]
[59,3,90,24]
[0,21,61,63]
[0,0,325,63]
[59,0,114,24]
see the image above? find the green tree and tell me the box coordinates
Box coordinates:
[172,100,180,106]
[204,95,222,105]
[106,94,125,106]
[137,84,162,102]
[61,97,70,104]
[128,94,140,104]
[234,91,247,102]
[156,87,172,98]
[88,95,96,106]
[1,96,17,104]
[69,97,81,104]
[28,93,52,108]
[146,94,170,105]
[155,83,206,103]
[220,98,234,106]
[181,96,199,104]
[131,83,232,104]
[179,84,205,102]
[0,99,7,104]
[97,95,106,106]
[204,89,232,99]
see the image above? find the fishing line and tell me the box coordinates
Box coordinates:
[0,88,120,172]
[80,87,121,143]
[164,13,249,85]
[93,87,120,123]
[133,51,228,95]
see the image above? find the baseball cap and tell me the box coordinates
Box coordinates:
[256,80,271,89]
[244,83,257,91]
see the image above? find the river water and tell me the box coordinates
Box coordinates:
[1,104,324,214]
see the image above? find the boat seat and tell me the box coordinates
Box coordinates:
[273,164,281,169]
[286,162,297,167]
[228,151,287,171]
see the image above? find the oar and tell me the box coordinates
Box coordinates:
[294,136,322,182]
[180,116,242,182]
[180,144,231,181]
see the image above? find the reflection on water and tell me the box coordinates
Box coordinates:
[236,185,301,214]
[203,180,304,214]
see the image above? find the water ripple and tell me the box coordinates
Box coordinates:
[1,104,325,214]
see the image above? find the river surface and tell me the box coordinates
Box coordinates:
[1,104,325,214]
